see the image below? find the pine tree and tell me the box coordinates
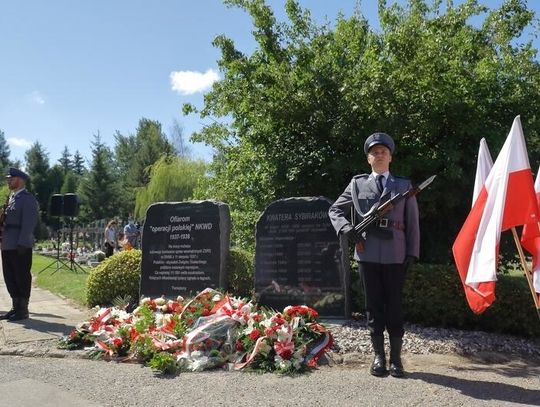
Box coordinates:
[72,150,86,176]
[0,129,11,174]
[58,146,72,173]
[78,134,119,221]
[24,141,50,214]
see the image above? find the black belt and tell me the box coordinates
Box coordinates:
[375,218,405,230]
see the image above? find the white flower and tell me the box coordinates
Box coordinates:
[212,293,222,302]
[176,295,184,302]
[276,326,292,342]
[154,297,166,306]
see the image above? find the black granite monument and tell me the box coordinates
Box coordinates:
[255,197,350,318]
[140,201,230,299]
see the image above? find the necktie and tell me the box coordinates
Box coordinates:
[376,174,385,193]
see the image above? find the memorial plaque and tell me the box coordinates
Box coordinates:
[255,197,350,318]
[140,201,230,299]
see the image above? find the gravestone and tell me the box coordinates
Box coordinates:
[140,201,230,299]
[255,197,350,318]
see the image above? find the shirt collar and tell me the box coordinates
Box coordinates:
[11,187,26,197]
[371,171,390,181]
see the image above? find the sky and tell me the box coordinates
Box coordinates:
[0,0,538,168]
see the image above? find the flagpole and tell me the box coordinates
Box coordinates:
[510,227,540,320]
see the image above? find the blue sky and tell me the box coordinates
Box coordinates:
[0,0,537,168]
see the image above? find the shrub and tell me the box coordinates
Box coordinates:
[86,250,142,307]
[226,247,254,298]
[352,263,540,338]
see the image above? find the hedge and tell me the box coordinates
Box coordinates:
[352,263,540,338]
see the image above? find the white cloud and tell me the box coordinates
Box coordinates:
[170,69,220,95]
[7,137,33,148]
[27,91,45,105]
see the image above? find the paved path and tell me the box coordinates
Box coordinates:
[0,259,539,406]
[0,260,90,348]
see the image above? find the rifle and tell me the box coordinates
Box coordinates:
[354,175,436,251]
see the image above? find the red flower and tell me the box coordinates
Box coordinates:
[235,340,244,351]
[112,337,123,348]
[202,309,211,316]
[249,329,261,341]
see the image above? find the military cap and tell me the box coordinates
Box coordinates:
[5,167,30,181]
[364,132,395,155]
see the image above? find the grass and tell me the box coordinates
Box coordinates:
[31,253,89,307]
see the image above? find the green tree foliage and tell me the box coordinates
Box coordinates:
[115,118,175,216]
[72,150,86,176]
[187,0,540,261]
[61,172,79,193]
[134,156,206,219]
[78,134,119,221]
[58,146,73,173]
[47,164,65,195]
[24,141,51,215]
[0,129,11,174]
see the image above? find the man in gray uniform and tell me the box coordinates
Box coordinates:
[0,168,39,321]
[329,132,420,378]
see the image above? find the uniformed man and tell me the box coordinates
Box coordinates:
[0,168,39,321]
[329,132,420,378]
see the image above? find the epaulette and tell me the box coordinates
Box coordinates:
[352,174,369,180]
[393,175,410,180]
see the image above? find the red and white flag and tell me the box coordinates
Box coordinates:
[453,116,539,314]
[472,138,493,207]
[520,167,540,299]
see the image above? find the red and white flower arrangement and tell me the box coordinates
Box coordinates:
[60,288,333,374]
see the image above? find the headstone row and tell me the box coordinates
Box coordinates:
[140,198,350,318]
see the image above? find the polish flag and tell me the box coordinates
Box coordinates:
[520,167,540,300]
[452,116,539,314]
[472,138,493,206]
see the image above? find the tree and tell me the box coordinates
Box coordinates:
[24,141,50,215]
[58,146,72,173]
[168,118,191,157]
[61,172,79,193]
[134,156,206,219]
[72,150,86,176]
[186,0,540,261]
[128,118,174,186]
[78,134,119,221]
[0,129,11,174]
[114,118,175,216]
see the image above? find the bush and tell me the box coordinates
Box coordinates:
[351,263,540,338]
[86,250,142,307]
[226,247,254,298]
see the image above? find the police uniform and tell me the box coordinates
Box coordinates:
[329,133,420,378]
[0,168,39,321]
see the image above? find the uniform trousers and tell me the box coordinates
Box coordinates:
[359,262,407,338]
[1,248,33,299]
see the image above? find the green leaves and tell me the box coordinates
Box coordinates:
[189,0,540,261]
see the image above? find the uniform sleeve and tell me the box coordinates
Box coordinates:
[405,190,420,259]
[328,181,354,236]
[18,195,39,248]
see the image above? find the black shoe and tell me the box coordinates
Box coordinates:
[389,337,405,378]
[370,335,387,377]
[370,354,387,377]
[8,298,29,321]
[389,361,404,378]
[0,308,16,320]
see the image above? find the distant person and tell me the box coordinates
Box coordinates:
[104,220,117,257]
[123,216,140,249]
[0,168,39,321]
